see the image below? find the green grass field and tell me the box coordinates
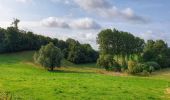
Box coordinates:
[0,51,170,100]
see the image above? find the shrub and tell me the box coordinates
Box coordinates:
[128,61,143,74]
[138,63,155,74]
[146,61,161,70]
[97,54,120,71]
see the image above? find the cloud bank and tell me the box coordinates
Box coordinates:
[74,0,148,23]
[41,17,101,30]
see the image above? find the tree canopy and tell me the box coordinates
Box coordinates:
[34,42,63,71]
[97,28,170,73]
[142,40,170,68]
[97,29,145,70]
[0,26,98,64]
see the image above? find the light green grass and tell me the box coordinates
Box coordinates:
[0,51,170,100]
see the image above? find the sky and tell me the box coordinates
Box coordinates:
[0,0,170,49]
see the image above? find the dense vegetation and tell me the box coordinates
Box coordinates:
[0,20,98,64]
[97,29,170,74]
[0,20,170,74]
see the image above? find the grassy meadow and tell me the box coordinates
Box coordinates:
[0,51,170,100]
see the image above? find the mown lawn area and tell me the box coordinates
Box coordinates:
[0,51,169,100]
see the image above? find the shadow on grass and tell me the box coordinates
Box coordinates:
[49,70,94,74]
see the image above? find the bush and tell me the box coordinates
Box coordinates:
[128,61,143,74]
[146,61,161,70]
[140,63,155,74]
[127,61,155,74]
[97,54,120,71]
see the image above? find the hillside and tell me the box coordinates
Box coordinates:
[0,51,170,100]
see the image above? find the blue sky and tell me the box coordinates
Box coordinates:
[0,0,170,49]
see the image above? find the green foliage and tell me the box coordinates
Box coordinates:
[139,63,154,74]
[97,54,120,71]
[0,25,98,64]
[34,43,63,71]
[128,61,156,74]
[97,28,170,72]
[146,61,161,70]
[128,61,143,74]
[97,28,144,71]
[66,38,98,64]
[142,40,170,68]
[0,28,5,52]
[97,28,145,56]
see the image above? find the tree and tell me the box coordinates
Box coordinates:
[4,27,20,52]
[97,28,145,70]
[142,39,170,68]
[11,18,20,29]
[66,38,98,64]
[0,28,5,53]
[34,43,63,71]
[0,19,98,64]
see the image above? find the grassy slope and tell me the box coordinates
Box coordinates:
[0,51,169,100]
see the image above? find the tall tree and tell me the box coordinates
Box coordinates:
[34,43,63,71]
[142,39,169,68]
[97,28,145,70]
[0,28,5,53]
[11,18,20,29]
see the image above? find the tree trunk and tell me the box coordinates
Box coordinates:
[50,67,54,71]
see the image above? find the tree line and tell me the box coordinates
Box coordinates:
[97,29,170,74]
[0,25,98,64]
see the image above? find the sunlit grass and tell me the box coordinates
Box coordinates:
[0,51,169,100]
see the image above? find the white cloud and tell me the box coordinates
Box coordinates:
[41,17,70,28]
[40,17,101,30]
[70,18,101,29]
[74,0,111,10]
[74,0,147,23]
[139,30,170,44]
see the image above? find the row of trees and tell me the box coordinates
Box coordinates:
[0,20,98,64]
[97,29,170,74]
[0,27,52,52]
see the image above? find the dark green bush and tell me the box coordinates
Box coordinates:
[127,61,155,74]
[146,61,161,70]
[138,63,155,74]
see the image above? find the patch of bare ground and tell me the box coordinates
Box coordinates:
[167,88,170,94]
[97,70,128,76]
[164,88,170,99]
